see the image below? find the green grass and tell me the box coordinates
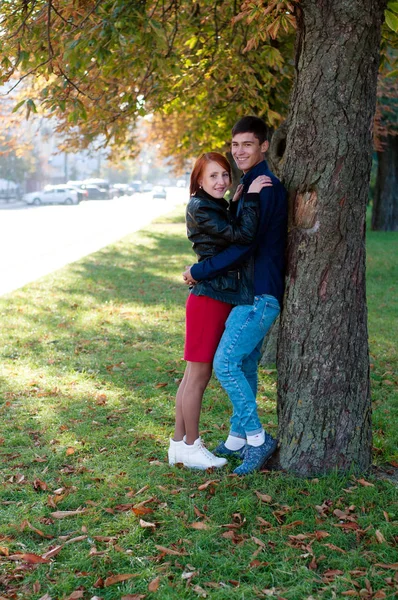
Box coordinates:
[0,207,397,600]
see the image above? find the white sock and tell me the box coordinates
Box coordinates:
[225,435,246,451]
[247,429,265,447]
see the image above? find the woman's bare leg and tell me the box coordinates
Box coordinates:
[181,361,212,444]
[173,363,191,441]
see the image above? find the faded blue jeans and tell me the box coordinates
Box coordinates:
[213,294,280,438]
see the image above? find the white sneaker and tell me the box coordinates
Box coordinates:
[183,437,228,470]
[168,438,185,465]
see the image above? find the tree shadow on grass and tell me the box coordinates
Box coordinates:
[0,225,200,472]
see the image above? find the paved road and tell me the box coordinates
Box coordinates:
[0,188,188,296]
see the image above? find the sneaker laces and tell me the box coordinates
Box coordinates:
[198,439,216,460]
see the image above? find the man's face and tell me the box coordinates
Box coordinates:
[231,132,269,173]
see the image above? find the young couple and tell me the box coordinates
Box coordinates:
[168,116,287,475]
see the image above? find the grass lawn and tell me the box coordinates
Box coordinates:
[0,206,397,600]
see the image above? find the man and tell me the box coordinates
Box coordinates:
[183,116,287,475]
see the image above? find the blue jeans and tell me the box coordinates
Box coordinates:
[213,294,280,438]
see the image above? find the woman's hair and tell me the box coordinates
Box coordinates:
[190,152,231,196]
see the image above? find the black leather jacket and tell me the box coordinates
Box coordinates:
[186,189,258,305]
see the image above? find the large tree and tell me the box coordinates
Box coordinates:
[0,0,392,475]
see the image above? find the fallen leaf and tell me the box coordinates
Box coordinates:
[356,478,374,487]
[38,595,52,600]
[324,543,346,554]
[374,563,398,570]
[375,529,386,543]
[341,592,358,597]
[255,491,272,503]
[33,581,41,593]
[155,382,168,388]
[33,478,48,491]
[373,592,387,599]
[104,574,139,587]
[251,536,266,548]
[197,479,219,491]
[51,508,86,519]
[121,596,146,600]
[314,530,330,540]
[192,585,207,598]
[139,519,156,529]
[155,545,185,556]
[148,576,160,592]
[66,447,76,456]
[132,506,153,516]
[20,519,53,539]
[42,545,63,560]
[190,522,209,530]
[0,546,9,556]
[66,592,84,600]
[9,552,49,564]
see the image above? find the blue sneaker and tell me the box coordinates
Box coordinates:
[213,441,246,458]
[233,435,277,475]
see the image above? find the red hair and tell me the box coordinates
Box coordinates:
[190,152,231,196]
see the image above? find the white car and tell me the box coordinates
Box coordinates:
[23,185,79,206]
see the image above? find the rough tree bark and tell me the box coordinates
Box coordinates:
[275,0,386,475]
[371,134,398,231]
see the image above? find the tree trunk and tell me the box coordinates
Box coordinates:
[276,0,386,475]
[371,135,398,231]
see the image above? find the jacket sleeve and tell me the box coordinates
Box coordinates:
[188,194,260,245]
[190,188,276,281]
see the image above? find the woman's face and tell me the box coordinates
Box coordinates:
[198,160,230,199]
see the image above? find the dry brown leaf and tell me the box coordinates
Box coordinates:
[375,529,386,543]
[9,552,49,564]
[148,576,160,592]
[155,545,185,556]
[192,585,207,598]
[373,592,387,599]
[66,592,84,600]
[104,574,139,587]
[0,546,9,556]
[42,545,63,560]
[374,563,398,570]
[356,478,375,487]
[255,491,272,503]
[51,508,86,519]
[139,519,156,529]
[20,519,53,539]
[190,522,209,530]
[314,530,330,540]
[132,506,153,516]
[38,595,52,600]
[341,592,358,597]
[121,595,146,600]
[197,479,219,491]
[251,536,266,548]
[66,447,76,456]
[155,382,168,388]
[324,543,346,554]
[33,478,48,491]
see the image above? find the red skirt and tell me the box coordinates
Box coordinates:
[184,293,232,363]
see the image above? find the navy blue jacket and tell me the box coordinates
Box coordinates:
[190,160,287,304]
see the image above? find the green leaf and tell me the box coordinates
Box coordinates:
[387,1,398,13]
[385,68,398,78]
[12,100,26,113]
[26,99,37,114]
[385,9,398,32]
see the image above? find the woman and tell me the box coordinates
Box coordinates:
[168,152,271,469]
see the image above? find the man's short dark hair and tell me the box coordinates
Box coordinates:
[232,116,269,144]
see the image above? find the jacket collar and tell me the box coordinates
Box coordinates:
[241,160,270,187]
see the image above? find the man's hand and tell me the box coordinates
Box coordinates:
[182,266,197,285]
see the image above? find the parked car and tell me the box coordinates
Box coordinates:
[23,185,79,206]
[110,183,135,198]
[81,184,109,200]
[130,180,142,193]
[66,183,89,202]
[141,182,153,193]
[152,185,167,199]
